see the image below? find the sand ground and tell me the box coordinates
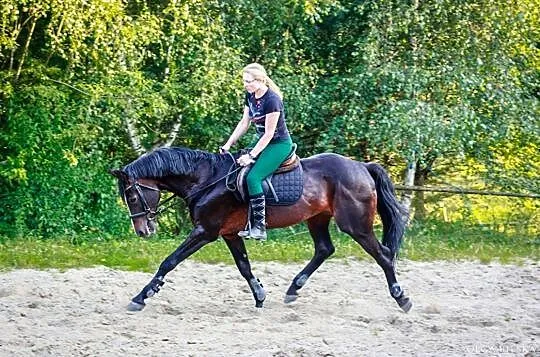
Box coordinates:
[0,259,538,356]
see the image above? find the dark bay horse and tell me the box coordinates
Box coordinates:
[110,147,412,312]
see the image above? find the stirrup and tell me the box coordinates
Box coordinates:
[238,224,267,241]
[238,219,251,238]
[238,228,267,241]
[248,226,267,241]
[238,228,250,238]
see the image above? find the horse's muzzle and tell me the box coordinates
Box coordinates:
[134,219,156,237]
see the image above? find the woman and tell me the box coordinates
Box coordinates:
[220,63,293,240]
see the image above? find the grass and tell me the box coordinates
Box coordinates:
[403,219,539,264]
[0,233,370,273]
[0,220,537,272]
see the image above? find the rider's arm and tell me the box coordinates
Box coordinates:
[249,111,279,158]
[222,106,250,151]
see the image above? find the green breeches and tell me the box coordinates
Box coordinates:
[246,137,293,196]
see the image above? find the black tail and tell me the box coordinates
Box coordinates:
[365,163,409,258]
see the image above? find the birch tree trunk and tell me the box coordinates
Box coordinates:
[15,16,37,81]
[152,115,182,150]
[400,0,421,219]
[163,116,182,147]
[124,100,146,155]
[412,167,426,220]
[401,159,416,216]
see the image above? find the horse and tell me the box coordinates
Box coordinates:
[110,147,412,313]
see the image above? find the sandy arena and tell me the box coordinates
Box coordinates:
[1,259,538,356]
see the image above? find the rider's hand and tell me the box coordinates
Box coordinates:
[219,146,230,154]
[237,154,255,167]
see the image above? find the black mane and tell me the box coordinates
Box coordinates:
[123,147,228,179]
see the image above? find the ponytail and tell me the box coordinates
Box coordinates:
[265,77,283,99]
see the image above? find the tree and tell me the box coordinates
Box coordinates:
[302,0,539,213]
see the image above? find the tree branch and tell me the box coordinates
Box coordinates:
[46,78,90,96]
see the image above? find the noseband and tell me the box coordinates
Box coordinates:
[124,182,161,220]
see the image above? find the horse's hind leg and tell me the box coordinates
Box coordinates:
[334,201,412,312]
[284,213,335,303]
[223,235,266,308]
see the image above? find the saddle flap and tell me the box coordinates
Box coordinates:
[236,163,304,206]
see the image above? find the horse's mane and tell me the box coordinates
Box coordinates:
[123,147,228,179]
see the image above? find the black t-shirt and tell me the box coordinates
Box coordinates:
[245,88,290,142]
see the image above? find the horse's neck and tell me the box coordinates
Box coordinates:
[165,160,223,198]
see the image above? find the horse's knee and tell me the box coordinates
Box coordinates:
[192,224,220,239]
[380,243,394,261]
[159,258,177,273]
[318,243,335,258]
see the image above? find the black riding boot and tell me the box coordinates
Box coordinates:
[238,194,267,241]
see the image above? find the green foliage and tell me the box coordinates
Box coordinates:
[0,0,537,239]
[0,83,129,237]
[305,0,539,167]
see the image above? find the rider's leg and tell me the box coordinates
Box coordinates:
[239,138,292,240]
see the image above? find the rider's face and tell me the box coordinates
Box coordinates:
[243,73,260,93]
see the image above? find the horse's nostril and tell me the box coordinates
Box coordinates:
[137,230,145,237]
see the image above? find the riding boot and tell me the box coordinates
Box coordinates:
[238,194,267,241]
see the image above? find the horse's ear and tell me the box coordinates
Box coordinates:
[109,169,129,182]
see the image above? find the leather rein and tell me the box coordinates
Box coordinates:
[125,153,241,221]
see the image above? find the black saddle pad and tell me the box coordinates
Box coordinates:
[262,164,304,206]
[236,164,304,206]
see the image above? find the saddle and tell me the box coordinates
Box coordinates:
[229,144,304,206]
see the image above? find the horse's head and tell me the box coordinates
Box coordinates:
[110,169,160,238]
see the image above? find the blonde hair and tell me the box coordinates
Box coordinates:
[243,63,283,99]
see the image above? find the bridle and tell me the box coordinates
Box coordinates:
[124,153,242,221]
[124,182,175,221]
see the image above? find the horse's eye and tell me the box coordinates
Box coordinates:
[128,196,137,204]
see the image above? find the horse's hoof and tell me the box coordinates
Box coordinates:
[127,301,146,312]
[397,297,412,313]
[284,294,298,304]
[255,301,264,308]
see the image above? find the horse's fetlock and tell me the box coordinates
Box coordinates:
[390,283,403,299]
[146,276,165,298]
[249,277,266,302]
[295,274,309,287]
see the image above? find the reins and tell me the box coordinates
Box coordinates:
[132,153,242,219]
[184,156,242,201]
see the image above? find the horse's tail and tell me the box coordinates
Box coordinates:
[365,163,409,258]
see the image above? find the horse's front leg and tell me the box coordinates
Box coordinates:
[223,235,266,308]
[128,225,217,311]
